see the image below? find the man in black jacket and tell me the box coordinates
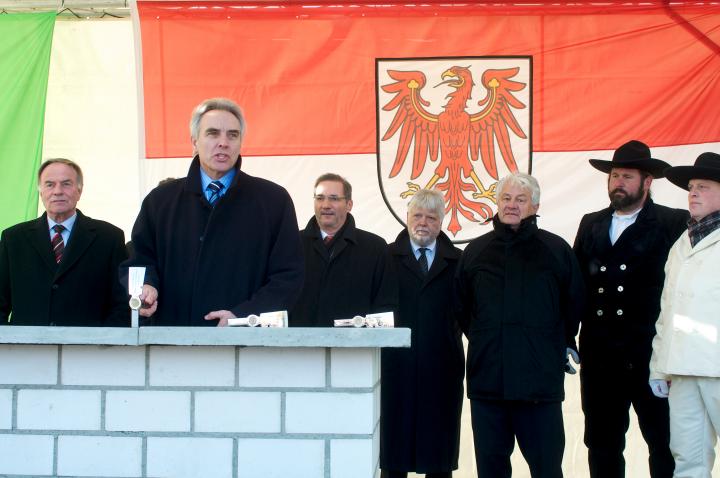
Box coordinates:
[289,173,396,327]
[381,189,464,478]
[574,140,688,478]
[0,158,128,326]
[125,98,304,326]
[457,172,584,478]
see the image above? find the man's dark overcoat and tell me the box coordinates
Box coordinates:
[380,229,465,473]
[457,215,584,402]
[573,199,688,371]
[124,157,304,326]
[0,211,128,326]
[289,213,396,327]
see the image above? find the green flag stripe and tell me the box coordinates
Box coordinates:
[0,12,55,232]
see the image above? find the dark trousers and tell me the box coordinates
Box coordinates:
[581,367,674,478]
[381,472,451,478]
[470,399,564,478]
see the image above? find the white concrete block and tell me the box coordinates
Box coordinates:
[106,390,190,432]
[61,345,145,386]
[330,348,378,388]
[237,438,324,478]
[286,392,375,434]
[17,389,100,430]
[0,434,54,475]
[58,435,142,477]
[331,438,376,478]
[147,437,233,478]
[195,391,280,433]
[149,345,235,386]
[0,389,11,429]
[238,347,325,387]
[0,345,58,384]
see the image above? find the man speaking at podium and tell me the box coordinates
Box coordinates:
[125,98,304,326]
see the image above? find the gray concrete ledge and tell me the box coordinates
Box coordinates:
[0,326,410,348]
[0,326,138,345]
[140,327,410,347]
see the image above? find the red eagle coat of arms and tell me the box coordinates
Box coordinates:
[377,57,532,242]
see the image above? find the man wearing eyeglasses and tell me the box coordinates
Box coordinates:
[289,173,396,327]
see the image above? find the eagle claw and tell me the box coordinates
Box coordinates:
[400,182,420,199]
[472,182,497,203]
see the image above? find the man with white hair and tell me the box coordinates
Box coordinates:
[650,152,720,478]
[457,172,584,478]
[381,189,465,478]
[125,97,304,326]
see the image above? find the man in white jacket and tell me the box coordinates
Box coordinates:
[650,152,720,478]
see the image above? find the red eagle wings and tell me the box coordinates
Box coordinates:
[381,66,528,236]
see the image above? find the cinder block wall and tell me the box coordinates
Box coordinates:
[0,343,381,478]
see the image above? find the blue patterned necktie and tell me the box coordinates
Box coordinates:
[418,247,429,275]
[207,180,224,206]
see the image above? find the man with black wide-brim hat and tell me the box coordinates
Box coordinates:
[573,140,689,478]
[650,152,720,478]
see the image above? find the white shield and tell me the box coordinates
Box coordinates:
[376,57,532,243]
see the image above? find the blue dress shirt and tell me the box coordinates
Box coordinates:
[409,238,437,270]
[200,168,236,203]
[47,213,77,247]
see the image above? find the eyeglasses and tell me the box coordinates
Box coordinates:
[313,195,347,203]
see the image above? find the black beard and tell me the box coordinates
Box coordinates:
[609,186,644,211]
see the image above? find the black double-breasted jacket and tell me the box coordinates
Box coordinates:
[573,199,688,372]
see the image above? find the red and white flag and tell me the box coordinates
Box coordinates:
[136,0,720,242]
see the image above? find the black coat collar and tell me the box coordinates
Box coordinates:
[390,229,459,281]
[590,199,659,249]
[492,214,539,241]
[27,210,96,279]
[303,213,358,261]
[302,213,359,244]
[183,155,244,196]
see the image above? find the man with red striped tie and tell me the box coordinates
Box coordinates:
[0,158,128,326]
